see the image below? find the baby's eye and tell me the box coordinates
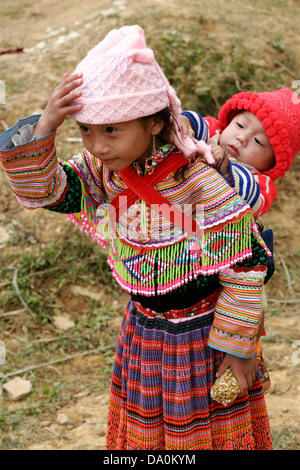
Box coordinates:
[236,122,243,128]
[255,137,263,146]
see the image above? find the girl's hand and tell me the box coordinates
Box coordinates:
[164,115,195,145]
[216,353,258,397]
[178,115,195,139]
[32,73,83,139]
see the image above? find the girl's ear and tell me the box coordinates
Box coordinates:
[151,115,165,136]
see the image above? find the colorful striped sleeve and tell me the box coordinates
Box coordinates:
[0,116,111,221]
[228,164,279,217]
[0,116,69,209]
[208,264,267,358]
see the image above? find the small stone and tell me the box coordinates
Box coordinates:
[0,226,9,244]
[40,420,51,427]
[56,413,70,425]
[70,285,104,302]
[52,315,75,331]
[249,58,267,68]
[3,377,33,401]
[74,390,90,398]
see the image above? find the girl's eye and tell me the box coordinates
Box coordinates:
[79,125,89,133]
[106,126,117,135]
[255,138,263,146]
[236,122,243,128]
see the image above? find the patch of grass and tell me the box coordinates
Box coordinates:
[1,228,117,325]
[0,404,42,449]
[272,426,299,450]
[147,22,294,116]
[0,224,121,448]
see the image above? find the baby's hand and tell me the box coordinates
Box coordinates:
[211,144,230,178]
[211,144,224,164]
[32,73,83,139]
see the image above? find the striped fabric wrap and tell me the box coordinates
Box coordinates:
[68,151,267,299]
[106,299,273,450]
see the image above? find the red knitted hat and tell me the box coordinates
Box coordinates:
[217,88,300,180]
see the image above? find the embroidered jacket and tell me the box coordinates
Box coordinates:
[182,111,278,217]
[0,115,270,358]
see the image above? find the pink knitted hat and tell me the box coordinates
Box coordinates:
[217,88,300,180]
[70,25,213,163]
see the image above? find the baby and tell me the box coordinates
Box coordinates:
[180,87,300,219]
[179,87,300,392]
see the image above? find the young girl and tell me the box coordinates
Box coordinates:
[0,25,273,450]
[179,91,300,393]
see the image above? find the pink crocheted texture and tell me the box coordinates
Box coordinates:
[71,26,176,125]
[73,56,172,124]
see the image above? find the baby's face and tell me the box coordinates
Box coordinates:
[219,111,275,171]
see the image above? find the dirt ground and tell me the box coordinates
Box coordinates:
[0,0,299,451]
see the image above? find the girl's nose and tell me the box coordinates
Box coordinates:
[93,137,109,155]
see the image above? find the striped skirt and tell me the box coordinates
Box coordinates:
[106,299,273,450]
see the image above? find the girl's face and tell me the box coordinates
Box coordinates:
[77,117,164,171]
[219,111,275,171]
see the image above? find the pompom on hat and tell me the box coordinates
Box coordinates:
[217,87,300,180]
[70,25,214,163]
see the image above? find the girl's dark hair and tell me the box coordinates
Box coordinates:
[142,107,173,135]
[142,108,189,181]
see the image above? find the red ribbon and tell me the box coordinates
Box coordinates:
[0,48,24,56]
[109,152,203,239]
